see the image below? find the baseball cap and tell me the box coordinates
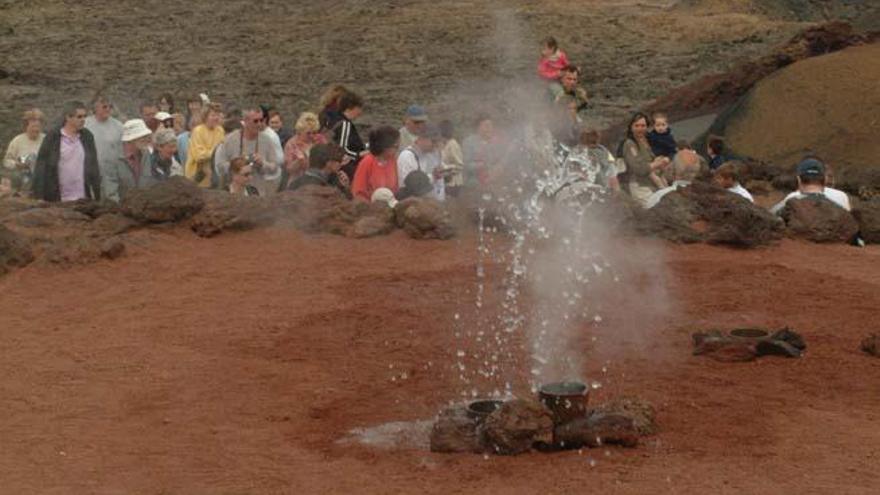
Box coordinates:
[405,105,428,122]
[155,111,173,122]
[796,158,825,178]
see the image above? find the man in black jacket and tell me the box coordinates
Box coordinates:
[32,101,101,202]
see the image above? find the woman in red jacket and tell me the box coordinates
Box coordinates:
[351,126,400,201]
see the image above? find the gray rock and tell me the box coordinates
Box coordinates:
[99,237,126,260]
[554,412,639,449]
[852,198,880,244]
[394,197,455,240]
[190,191,275,237]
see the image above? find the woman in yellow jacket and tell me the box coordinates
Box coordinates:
[185,103,225,187]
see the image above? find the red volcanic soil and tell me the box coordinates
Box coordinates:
[1,227,879,493]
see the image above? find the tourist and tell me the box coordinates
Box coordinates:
[332,91,367,179]
[214,107,281,195]
[268,110,293,147]
[647,112,677,159]
[102,118,154,201]
[569,128,620,191]
[3,109,45,183]
[548,65,588,113]
[351,126,400,201]
[184,94,204,131]
[371,187,398,208]
[227,157,259,196]
[706,135,730,170]
[644,149,701,209]
[462,114,506,187]
[318,84,349,131]
[713,161,753,202]
[438,120,464,197]
[399,105,428,149]
[176,113,201,170]
[147,128,184,180]
[140,100,160,132]
[397,123,444,200]
[537,36,570,82]
[158,93,175,113]
[620,112,671,206]
[85,96,124,190]
[551,95,581,146]
[258,106,285,185]
[770,158,851,214]
[184,102,225,187]
[154,111,174,130]
[280,112,326,191]
[288,143,351,199]
[397,170,434,200]
[32,101,101,202]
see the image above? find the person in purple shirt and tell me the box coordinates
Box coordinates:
[32,101,102,202]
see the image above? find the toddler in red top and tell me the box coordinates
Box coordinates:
[537,36,570,82]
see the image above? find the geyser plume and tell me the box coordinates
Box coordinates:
[451,5,671,397]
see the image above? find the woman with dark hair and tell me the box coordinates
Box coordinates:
[351,126,400,201]
[619,112,670,206]
[331,91,366,179]
[158,93,175,113]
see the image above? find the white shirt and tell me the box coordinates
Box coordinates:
[771,187,851,214]
[261,127,284,181]
[728,183,754,203]
[645,180,691,209]
[397,146,445,201]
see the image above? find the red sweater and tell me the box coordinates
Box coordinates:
[351,153,398,201]
[537,50,570,81]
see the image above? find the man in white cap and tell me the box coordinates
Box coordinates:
[399,105,428,149]
[103,119,154,201]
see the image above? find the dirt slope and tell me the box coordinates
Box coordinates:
[709,42,880,171]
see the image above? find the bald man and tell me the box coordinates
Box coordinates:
[644,149,701,209]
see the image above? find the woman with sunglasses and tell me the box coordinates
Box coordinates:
[228,157,259,197]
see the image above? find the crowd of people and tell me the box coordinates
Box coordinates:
[0,37,853,222]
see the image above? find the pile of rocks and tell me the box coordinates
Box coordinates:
[693,327,806,362]
[430,392,655,455]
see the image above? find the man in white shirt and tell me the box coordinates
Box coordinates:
[713,161,754,202]
[770,158,851,214]
[397,123,445,200]
[645,149,700,209]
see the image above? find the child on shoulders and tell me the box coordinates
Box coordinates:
[537,36,570,82]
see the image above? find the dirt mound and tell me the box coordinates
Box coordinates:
[647,22,872,120]
[675,0,880,25]
[707,42,880,173]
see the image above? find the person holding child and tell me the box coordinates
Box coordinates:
[620,112,671,206]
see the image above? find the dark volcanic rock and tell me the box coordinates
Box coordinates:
[637,181,783,247]
[0,224,35,275]
[394,197,455,240]
[837,168,880,201]
[861,334,879,357]
[190,191,275,238]
[852,198,880,244]
[780,196,858,243]
[275,187,395,238]
[554,412,639,449]
[121,177,205,223]
[429,405,484,454]
[590,397,657,436]
[99,237,126,260]
[482,399,554,455]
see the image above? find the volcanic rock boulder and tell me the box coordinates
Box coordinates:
[861,334,879,358]
[275,187,395,238]
[121,177,205,223]
[636,181,783,247]
[554,413,639,449]
[429,405,485,454]
[852,198,880,244]
[190,191,276,238]
[0,224,34,275]
[394,197,455,240]
[482,399,554,455]
[779,196,858,243]
[590,397,657,436]
[836,168,880,201]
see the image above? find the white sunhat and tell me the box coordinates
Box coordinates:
[154,111,172,121]
[121,119,153,142]
[371,187,398,208]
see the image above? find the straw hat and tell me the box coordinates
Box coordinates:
[122,119,153,142]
